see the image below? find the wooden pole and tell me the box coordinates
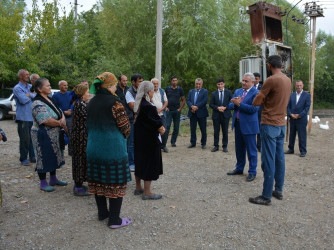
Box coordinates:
[155,0,163,87]
[307,16,316,133]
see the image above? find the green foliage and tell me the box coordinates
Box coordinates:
[314,31,334,107]
[0,0,332,108]
[0,0,25,85]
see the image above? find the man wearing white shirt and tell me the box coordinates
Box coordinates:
[285,80,311,157]
[151,78,169,152]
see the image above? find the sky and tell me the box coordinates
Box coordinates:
[25,0,334,35]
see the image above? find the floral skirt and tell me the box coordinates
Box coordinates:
[88,182,127,198]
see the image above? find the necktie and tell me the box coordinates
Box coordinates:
[219,91,223,106]
[236,90,247,119]
[194,90,199,104]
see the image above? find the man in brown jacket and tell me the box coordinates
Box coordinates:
[249,55,292,205]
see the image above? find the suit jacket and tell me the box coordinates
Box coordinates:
[209,89,232,119]
[287,91,311,125]
[186,88,209,118]
[255,83,262,90]
[229,87,259,135]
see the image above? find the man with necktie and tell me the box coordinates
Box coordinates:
[209,78,233,152]
[186,78,209,149]
[227,73,259,182]
[253,72,263,152]
[285,80,311,157]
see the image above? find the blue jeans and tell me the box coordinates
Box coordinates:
[127,121,135,166]
[260,124,286,199]
[17,121,35,162]
[165,110,180,145]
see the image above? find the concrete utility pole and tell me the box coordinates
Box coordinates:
[74,0,78,22]
[305,2,324,133]
[155,0,163,87]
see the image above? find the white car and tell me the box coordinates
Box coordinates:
[4,89,60,120]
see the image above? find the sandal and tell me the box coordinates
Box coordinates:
[109,218,132,229]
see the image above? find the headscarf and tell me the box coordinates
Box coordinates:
[134,80,154,113]
[89,72,118,95]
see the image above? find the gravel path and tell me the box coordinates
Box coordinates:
[0,117,333,249]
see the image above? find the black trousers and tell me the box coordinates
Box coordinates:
[213,116,230,148]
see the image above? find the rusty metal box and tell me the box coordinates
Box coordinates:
[247,1,283,44]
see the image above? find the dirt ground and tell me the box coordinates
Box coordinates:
[0,115,333,249]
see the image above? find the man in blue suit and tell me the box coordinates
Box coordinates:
[186,78,209,149]
[285,80,311,157]
[209,78,233,152]
[227,73,259,182]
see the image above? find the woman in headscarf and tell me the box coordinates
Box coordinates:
[134,81,165,200]
[86,72,132,229]
[71,83,91,196]
[31,78,68,192]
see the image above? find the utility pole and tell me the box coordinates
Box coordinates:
[155,0,163,87]
[305,2,324,133]
[74,0,78,23]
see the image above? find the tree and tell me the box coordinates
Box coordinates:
[0,0,25,86]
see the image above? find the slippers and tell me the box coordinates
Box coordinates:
[133,189,144,195]
[40,186,55,192]
[109,218,132,229]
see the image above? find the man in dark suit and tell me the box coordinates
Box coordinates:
[209,78,233,152]
[186,78,209,149]
[227,73,259,182]
[285,80,311,157]
[253,72,263,152]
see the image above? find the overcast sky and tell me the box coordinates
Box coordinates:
[25,0,334,35]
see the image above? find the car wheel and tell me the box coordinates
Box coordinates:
[0,108,5,120]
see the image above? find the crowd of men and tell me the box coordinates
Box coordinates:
[10,55,311,206]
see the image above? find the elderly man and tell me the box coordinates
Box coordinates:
[209,78,233,152]
[286,80,311,157]
[53,80,72,155]
[125,73,143,171]
[250,55,292,205]
[227,73,259,182]
[151,78,168,152]
[186,78,209,149]
[13,69,36,165]
[165,76,186,147]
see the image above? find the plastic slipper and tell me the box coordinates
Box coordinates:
[109,218,132,229]
[40,186,55,192]
[133,189,144,195]
[50,180,68,186]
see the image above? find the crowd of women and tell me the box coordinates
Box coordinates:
[30,72,165,229]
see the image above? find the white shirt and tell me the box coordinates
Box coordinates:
[296,90,303,104]
[152,89,168,116]
[218,88,224,105]
[125,90,135,104]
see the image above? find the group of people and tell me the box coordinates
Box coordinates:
[10,55,311,229]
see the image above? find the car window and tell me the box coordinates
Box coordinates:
[0,89,13,98]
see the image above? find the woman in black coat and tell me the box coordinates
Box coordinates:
[134,81,165,200]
